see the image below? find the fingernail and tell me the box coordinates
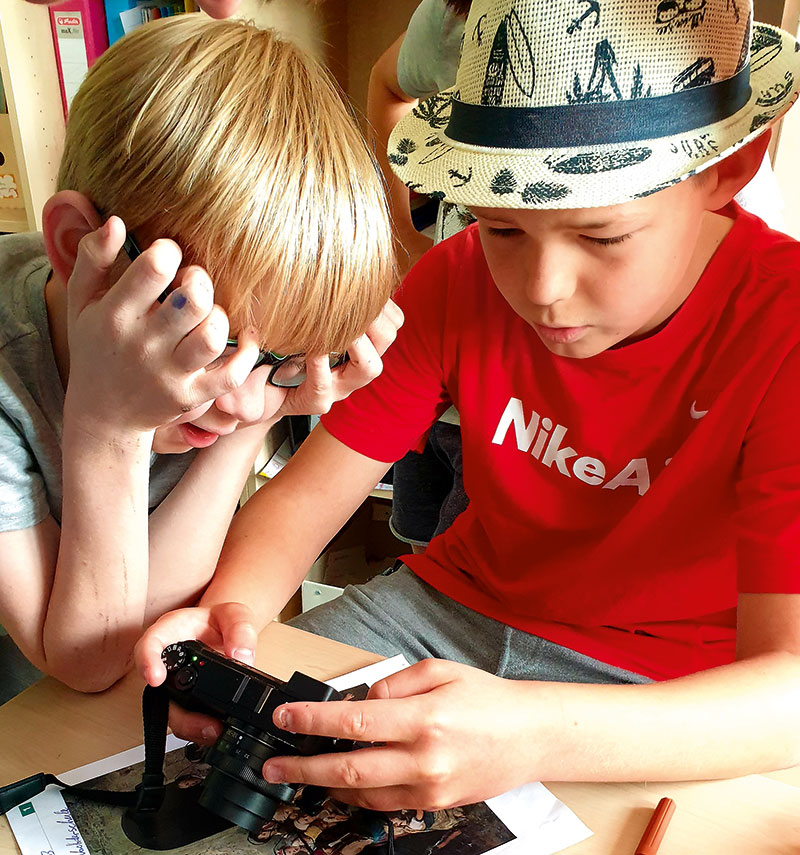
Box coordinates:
[263,762,286,783]
[201,725,219,742]
[233,648,255,665]
[274,706,289,728]
[171,292,187,310]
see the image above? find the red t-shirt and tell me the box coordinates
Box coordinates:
[322,206,800,680]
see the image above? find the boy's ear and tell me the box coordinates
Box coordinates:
[699,130,772,211]
[41,190,103,285]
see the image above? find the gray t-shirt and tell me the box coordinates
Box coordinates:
[396,0,464,100]
[0,233,194,533]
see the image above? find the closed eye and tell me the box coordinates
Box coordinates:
[486,226,522,238]
[583,233,633,246]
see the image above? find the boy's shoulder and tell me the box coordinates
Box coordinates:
[399,223,488,308]
[418,222,485,277]
[0,232,50,349]
[725,206,800,283]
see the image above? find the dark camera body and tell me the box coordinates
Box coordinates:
[162,640,352,834]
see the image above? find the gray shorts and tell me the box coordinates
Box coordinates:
[289,565,649,685]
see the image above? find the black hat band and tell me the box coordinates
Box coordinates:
[445,64,752,149]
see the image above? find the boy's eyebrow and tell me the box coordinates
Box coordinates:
[571,211,649,231]
[470,206,645,231]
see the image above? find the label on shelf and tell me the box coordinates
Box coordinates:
[52,10,90,112]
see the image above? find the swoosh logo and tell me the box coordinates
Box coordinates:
[690,400,709,420]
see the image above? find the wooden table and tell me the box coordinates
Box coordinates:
[2,623,800,853]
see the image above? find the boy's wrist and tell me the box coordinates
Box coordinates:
[205,419,277,453]
[62,399,155,454]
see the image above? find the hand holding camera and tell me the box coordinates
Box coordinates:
[161,640,359,834]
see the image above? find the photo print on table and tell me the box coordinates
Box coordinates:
[63,745,516,855]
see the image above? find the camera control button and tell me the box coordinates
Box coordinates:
[163,643,188,671]
[174,666,197,690]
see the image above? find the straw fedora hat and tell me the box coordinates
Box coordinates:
[388,0,800,209]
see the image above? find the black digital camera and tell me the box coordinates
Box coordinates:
[162,640,354,834]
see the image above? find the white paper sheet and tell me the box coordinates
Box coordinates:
[7,785,90,855]
[8,656,591,855]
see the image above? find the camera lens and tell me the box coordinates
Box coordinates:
[199,719,299,834]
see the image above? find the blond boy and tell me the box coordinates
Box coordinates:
[0,15,400,693]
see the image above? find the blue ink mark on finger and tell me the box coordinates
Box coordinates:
[171,292,187,309]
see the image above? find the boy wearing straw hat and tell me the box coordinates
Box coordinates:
[139,0,800,807]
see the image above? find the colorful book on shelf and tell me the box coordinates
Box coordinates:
[103,0,135,44]
[106,0,188,42]
[49,0,109,117]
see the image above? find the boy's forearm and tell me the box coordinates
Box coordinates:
[44,418,153,691]
[44,418,273,691]
[145,420,275,620]
[200,427,390,630]
[367,45,423,243]
[516,652,800,782]
[197,475,342,630]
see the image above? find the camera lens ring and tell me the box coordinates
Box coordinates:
[199,718,299,833]
[198,769,282,835]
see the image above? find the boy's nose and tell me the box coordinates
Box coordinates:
[213,383,263,424]
[524,256,577,307]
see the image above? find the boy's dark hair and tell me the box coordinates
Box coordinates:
[445,0,472,18]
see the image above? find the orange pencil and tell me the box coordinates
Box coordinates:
[635,797,676,855]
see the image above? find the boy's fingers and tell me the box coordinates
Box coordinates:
[134,608,225,685]
[364,299,404,357]
[157,267,217,347]
[191,335,260,403]
[66,217,126,320]
[104,238,183,317]
[271,697,420,743]
[262,745,415,792]
[210,602,258,666]
[169,705,223,746]
[325,784,416,812]
[334,335,383,392]
[366,660,452,701]
[170,302,229,373]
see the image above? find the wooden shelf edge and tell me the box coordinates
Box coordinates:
[0,211,29,233]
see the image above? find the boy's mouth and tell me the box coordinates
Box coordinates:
[533,323,589,344]
[178,423,220,448]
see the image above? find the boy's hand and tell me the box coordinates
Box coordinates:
[260,659,535,811]
[65,218,258,437]
[275,299,404,419]
[211,298,403,428]
[134,602,258,745]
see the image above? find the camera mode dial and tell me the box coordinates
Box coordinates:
[163,643,188,672]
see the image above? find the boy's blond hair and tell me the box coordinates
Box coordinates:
[58,15,395,355]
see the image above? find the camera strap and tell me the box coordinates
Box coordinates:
[0,684,168,817]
